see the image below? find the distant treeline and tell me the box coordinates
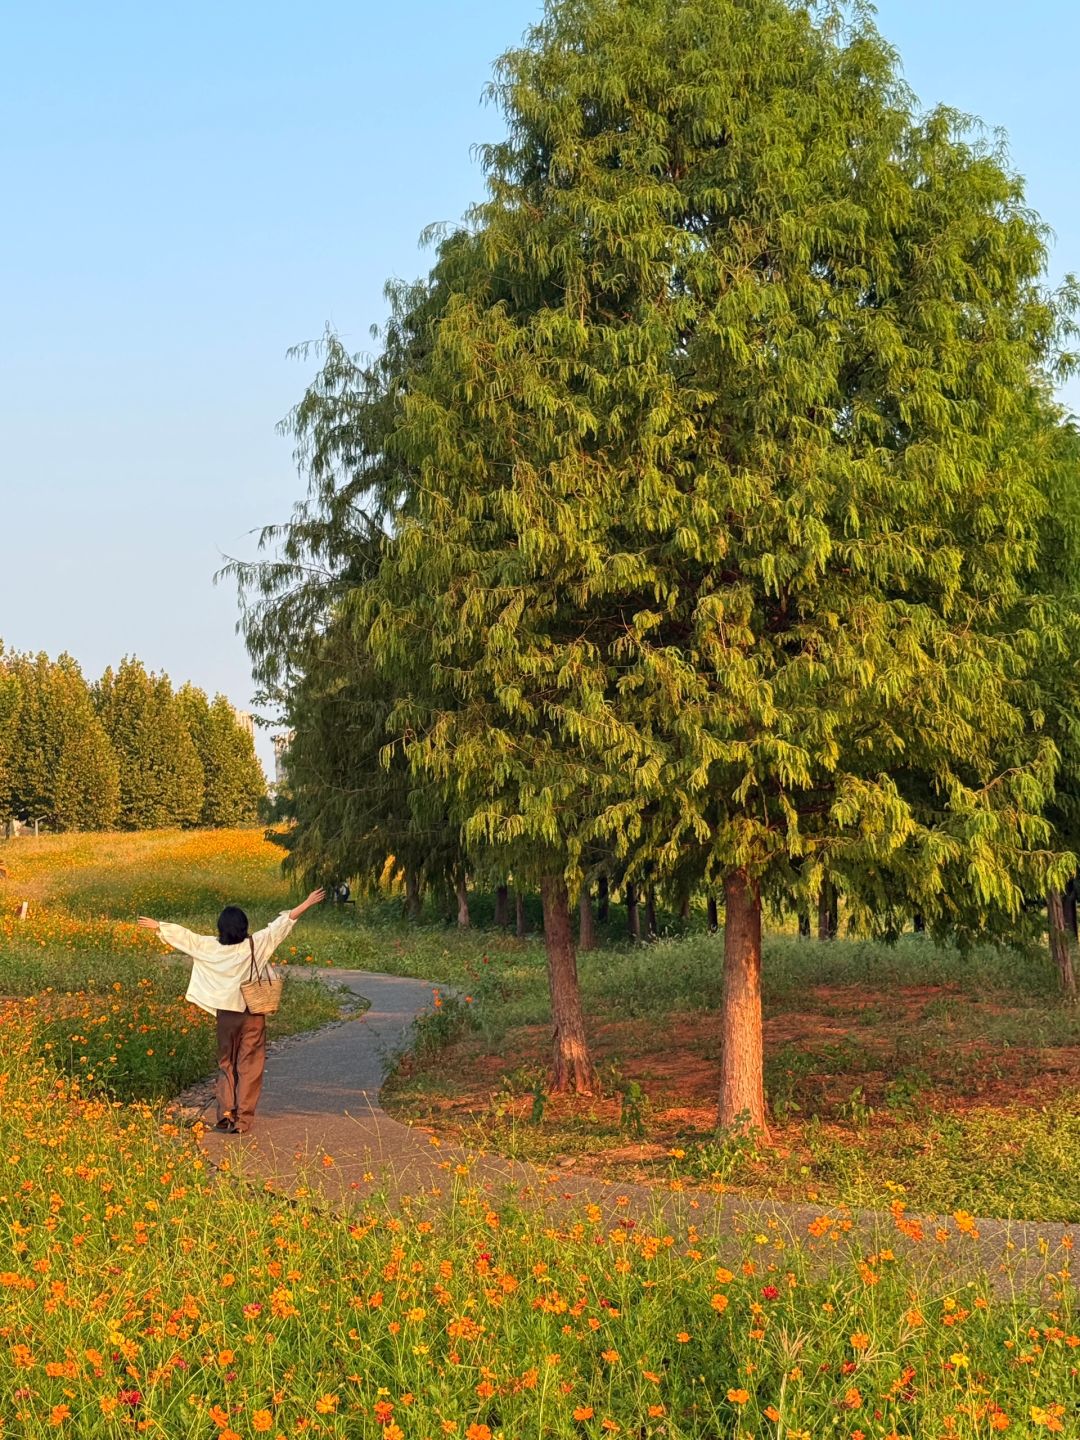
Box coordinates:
[0,649,265,831]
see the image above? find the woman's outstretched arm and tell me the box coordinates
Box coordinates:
[138,915,218,961]
[289,888,326,921]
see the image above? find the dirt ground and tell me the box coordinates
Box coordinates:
[386,981,1080,1177]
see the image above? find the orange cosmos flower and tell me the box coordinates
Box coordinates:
[727,1389,749,1405]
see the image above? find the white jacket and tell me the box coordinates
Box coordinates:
[158,912,297,1015]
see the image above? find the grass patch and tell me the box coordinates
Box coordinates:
[5,828,1079,1218]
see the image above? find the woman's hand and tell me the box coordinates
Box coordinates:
[137,916,161,932]
[289,888,327,921]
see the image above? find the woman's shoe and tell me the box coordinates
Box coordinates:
[213,1118,239,1133]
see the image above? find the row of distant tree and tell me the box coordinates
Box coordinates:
[0,650,265,831]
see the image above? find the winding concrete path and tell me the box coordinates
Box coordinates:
[187,968,1076,1289]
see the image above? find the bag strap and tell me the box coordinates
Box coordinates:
[247,935,259,983]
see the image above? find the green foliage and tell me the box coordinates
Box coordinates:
[1,650,120,830]
[178,685,266,826]
[0,650,20,819]
[235,0,1080,1108]
[363,0,1076,932]
[95,659,204,829]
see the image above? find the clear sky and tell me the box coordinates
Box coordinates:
[3,1,1077,771]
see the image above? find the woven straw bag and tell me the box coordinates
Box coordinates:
[240,936,283,1016]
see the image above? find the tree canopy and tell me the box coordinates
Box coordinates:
[237,0,1080,1121]
[0,647,265,834]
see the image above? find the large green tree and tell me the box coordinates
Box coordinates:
[96,659,204,829]
[178,685,266,826]
[224,320,470,913]
[3,651,120,830]
[360,0,1076,1118]
[1026,413,1080,997]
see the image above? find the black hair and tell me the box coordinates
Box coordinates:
[217,905,250,945]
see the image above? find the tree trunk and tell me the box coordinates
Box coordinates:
[707,895,719,934]
[817,882,837,941]
[1048,890,1079,1001]
[913,912,925,934]
[645,887,658,939]
[626,882,641,941]
[515,891,527,938]
[1064,877,1078,940]
[404,867,422,922]
[578,884,596,952]
[679,893,691,923]
[494,884,510,928]
[456,876,470,929]
[597,875,609,924]
[541,874,597,1094]
[718,870,768,1134]
[797,908,811,938]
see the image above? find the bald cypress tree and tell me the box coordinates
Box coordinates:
[363,0,1075,1119]
[96,660,203,829]
[178,684,266,826]
[0,649,21,822]
[4,652,120,830]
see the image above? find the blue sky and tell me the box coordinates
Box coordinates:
[3,1,1077,769]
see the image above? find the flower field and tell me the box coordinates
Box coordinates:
[0,830,341,1099]
[1,1021,1078,1440]
[1,829,1079,1436]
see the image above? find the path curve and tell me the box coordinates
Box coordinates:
[189,968,1075,1287]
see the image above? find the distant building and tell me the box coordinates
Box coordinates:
[231,706,256,741]
[272,732,293,789]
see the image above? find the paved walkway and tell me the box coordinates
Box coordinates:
[183,968,1075,1289]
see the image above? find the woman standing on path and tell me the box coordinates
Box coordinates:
[137,889,326,1134]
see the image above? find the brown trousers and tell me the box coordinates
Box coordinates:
[216,1008,266,1132]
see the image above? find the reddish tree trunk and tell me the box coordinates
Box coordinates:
[578,884,596,952]
[718,870,768,1134]
[541,874,597,1093]
[515,891,527,938]
[456,876,470,929]
[1064,878,1078,939]
[626,882,641,940]
[1048,890,1079,1001]
[494,884,510,928]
